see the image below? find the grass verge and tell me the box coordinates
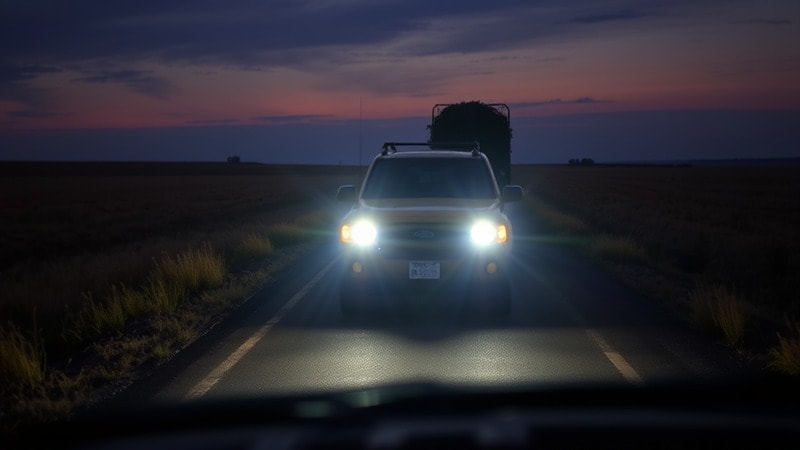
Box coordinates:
[0,209,332,433]
[0,324,45,389]
[689,284,747,348]
[768,320,800,375]
[521,189,798,375]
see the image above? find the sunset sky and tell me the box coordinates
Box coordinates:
[1,0,799,164]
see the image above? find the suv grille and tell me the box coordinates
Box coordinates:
[377,223,469,259]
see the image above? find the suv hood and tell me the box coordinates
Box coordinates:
[356,198,504,223]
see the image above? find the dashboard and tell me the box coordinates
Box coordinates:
[6,378,799,450]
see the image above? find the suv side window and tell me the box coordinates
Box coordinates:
[362,158,496,199]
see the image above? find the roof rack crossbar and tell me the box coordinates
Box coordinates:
[380,141,480,156]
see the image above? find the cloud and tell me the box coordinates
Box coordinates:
[0,65,61,84]
[73,69,172,99]
[185,119,242,125]
[0,1,689,106]
[570,9,649,24]
[5,110,59,119]
[0,1,438,65]
[731,19,792,26]
[252,114,337,125]
[0,1,663,69]
[0,65,62,115]
[511,97,615,108]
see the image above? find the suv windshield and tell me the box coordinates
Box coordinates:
[361,157,496,199]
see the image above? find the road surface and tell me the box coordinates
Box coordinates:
[126,203,747,404]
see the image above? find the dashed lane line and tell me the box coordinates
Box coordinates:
[586,328,644,386]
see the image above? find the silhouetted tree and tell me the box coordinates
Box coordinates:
[227,155,241,163]
[568,158,595,166]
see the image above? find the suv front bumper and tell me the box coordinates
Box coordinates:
[339,246,512,314]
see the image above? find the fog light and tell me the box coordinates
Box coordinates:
[352,261,362,273]
[486,261,498,274]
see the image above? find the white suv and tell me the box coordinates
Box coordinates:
[336,143,523,316]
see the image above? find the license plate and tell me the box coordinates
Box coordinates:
[409,261,440,279]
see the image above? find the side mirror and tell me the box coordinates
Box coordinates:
[336,185,357,203]
[502,185,523,203]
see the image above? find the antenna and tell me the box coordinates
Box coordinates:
[358,96,363,185]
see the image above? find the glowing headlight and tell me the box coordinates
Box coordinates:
[470,221,508,246]
[341,220,377,246]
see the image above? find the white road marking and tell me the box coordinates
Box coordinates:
[586,329,644,386]
[184,257,338,400]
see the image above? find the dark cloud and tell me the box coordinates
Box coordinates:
[0,1,523,65]
[0,0,701,104]
[570,9,649,24]
[0,65,62,84]
[0,1,673,69]
[5,110,59,119]
[0,65,62,116]
[73,69,172,99]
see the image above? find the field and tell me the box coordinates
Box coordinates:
[0,162,360,430]
[513,164,800,356]
[0,162,359,319]
[1,161,799,430]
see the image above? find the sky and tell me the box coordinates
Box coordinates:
[1,0,799,164]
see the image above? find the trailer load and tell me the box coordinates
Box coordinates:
[428,101,512,187]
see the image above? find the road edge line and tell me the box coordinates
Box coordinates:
[184,256,338,400]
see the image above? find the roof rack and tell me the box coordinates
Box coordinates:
[380,141,480,156]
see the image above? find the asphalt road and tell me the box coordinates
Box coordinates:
[136,203,747,404]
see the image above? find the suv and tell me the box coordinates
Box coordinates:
[336,143,523,316]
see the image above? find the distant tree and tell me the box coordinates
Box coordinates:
[568,158,579,165]
[227,155,241,163]
[580,158,595,166]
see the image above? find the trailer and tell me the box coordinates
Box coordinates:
[428,101,512,187]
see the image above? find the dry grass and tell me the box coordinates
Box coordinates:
[0,324,45,389]
[0,214,324,432]
[523,193,590,235]
[63,244,226,345]
[769,320,800,375]
[590,235,649,264]
[150,244,227,309]
[266,223,308,248]
[234,232,274,262]
[689,284,747,347]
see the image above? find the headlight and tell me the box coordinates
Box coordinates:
[340,220,377,246]
[470,221,508,246]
